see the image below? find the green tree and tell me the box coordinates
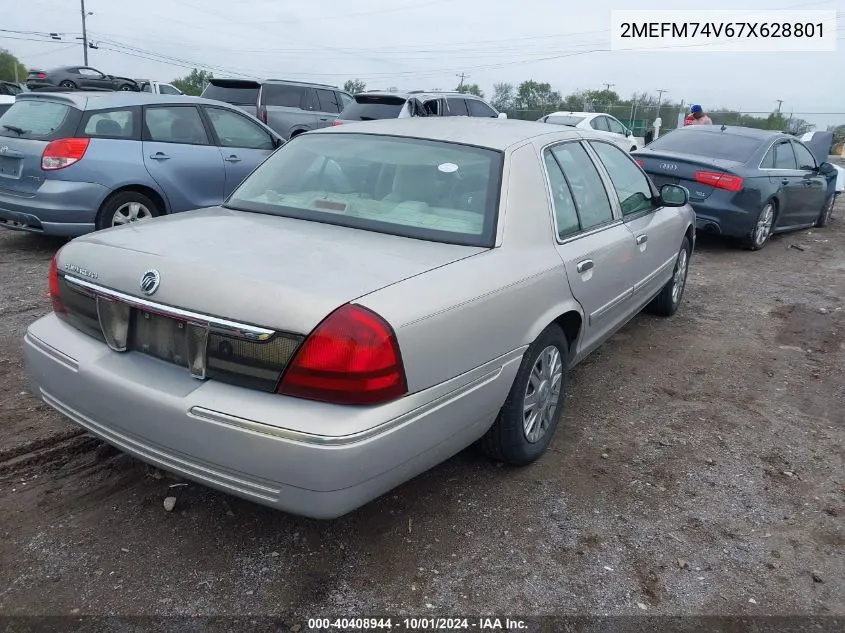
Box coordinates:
[343,79,366,94]
[456,83,484,98]
[514,80,561,111]
[171,69,213,96]
[0,49,27,83]
[490,82,514,111]
[581,89,621,108]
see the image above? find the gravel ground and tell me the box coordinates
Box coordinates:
[0,197,843,620]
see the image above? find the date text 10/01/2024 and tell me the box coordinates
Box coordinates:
[306,618,528,630]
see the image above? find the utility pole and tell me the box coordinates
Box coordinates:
[775,99,783,113]
[456,72,468,90]
[80,0,89,65]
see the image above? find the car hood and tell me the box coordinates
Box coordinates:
[800,131,833,164]
[58,207,485,334]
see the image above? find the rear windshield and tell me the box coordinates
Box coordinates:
[647,129,762,162]
[545,115,584,126]
[338,95,406,121]
[0,99,72,139]
[202,81,259,105]
[226,132,503,247]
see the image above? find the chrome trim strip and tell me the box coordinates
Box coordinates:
[189,366,504,446]
[25,331,79,371]
[63,275,275,341]
[590,287,633,323]
[633,254,676,294]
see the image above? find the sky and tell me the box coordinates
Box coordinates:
[2,0,844,128]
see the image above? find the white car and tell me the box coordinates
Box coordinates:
[137,80,184,95]
[539,111,639,152]
[0,94,15,118]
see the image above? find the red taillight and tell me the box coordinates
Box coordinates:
[331,120,343,126]
[37,73,46,79]
[277,304,407,405]
[41,138,89,171]
[48,255,66,314]
[635,159,645,167]
[695,170,743,192]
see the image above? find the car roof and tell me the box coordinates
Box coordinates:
[355,90,488,101]
[545,111,594,117]
[207,77,340,90]
[669,125,787,141]
[311,117,585,150]
[14,91,221,110]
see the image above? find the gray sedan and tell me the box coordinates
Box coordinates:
[24,118,695,518]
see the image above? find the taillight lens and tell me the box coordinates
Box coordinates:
[37,73,46,79]
[48,254,66,314]
[695,170,743,192]
[635,159,645,167]
[331,120,343,126]
[277,304,407,405]
[41,138,90,171]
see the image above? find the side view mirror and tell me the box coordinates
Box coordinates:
[819,161,836,176]
[660,184,689,207]
[272,137,284,149]
[497,112,507,119]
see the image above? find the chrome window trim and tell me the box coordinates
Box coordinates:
[63,274,276,341]
[758,138,798,171]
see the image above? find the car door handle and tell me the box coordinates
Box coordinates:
[636,234,648,245]
[224,155,241,163]
[576,259,594,273]
[149,152,170,160]
[319,117,329,121]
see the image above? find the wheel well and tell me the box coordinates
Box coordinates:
[684,224,694,247]
[100,185,168,215]
[289,129,306,138]
[553,310,582,354]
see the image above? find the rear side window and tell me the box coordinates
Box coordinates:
[549,142,614,230]
[82,109,136,138]
[315,89,340,113]
[543,150,580,239]
[339,95,406,121]
[159,84,181,95]
[261,84,308,108]
[445,98,469,116]
[144,106,209,145]
[466,99,496,118]
[202,81,260,106]
[648,130,762,162]
[0,99,72,139]
[591,116,610,132]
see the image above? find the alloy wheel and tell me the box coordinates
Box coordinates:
[754,204,774,247]
[671,247,689,305]
[112,201,152,226]
[523,345,563,443]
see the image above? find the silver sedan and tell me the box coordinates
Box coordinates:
[24,118,695,518]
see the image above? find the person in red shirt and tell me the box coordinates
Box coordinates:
[684,104,712,125]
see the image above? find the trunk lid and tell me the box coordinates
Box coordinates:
[635,150,744,201]
[59,207,485,334]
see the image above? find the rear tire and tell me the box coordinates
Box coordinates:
[118,83,134,92]
[646,236,691,317]
[95,191,161,231]
[480,324,568,465]
[59,80,76,89]
[743,201,776,250]
[816,194,835,228]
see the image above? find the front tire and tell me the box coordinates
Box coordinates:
[646,236,691,317]
[118,83,134,91]
[816,194,835,228]
[95,191,160,231]
[480,324,568,465]
[743,201,776,250]
[59,80,76,89]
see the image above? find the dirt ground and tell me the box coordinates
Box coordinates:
[0,197,843,621]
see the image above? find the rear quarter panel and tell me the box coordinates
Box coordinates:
[358,142,583,393]
[51,139,164,208]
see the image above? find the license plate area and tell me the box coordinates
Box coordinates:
[128,309,208,378]
[0,156,22,178]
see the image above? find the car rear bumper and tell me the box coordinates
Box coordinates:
[24,314,520,518]
[689,198,754,238]
[0,180,106,236]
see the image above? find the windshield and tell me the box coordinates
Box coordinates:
[338,95,406,121]
[545,115,584,126]
[647,130,762,162]
[0,99,72,139]
[202,81,260,105]
[226,132,503,247]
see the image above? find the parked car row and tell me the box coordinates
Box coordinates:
[1,75,839,519]
[539,111,640,152]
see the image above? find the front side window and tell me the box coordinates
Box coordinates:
[144,106,209,145]
[606,117,626,135]
[589,141,655,215]
[83,109,135,138]
[227,133,503,247]
[466,99,496,118]
[549,142,614,230]
[205,107,273,149]
[445,98,468,116]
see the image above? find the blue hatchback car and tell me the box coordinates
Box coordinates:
[0,92,283,236]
